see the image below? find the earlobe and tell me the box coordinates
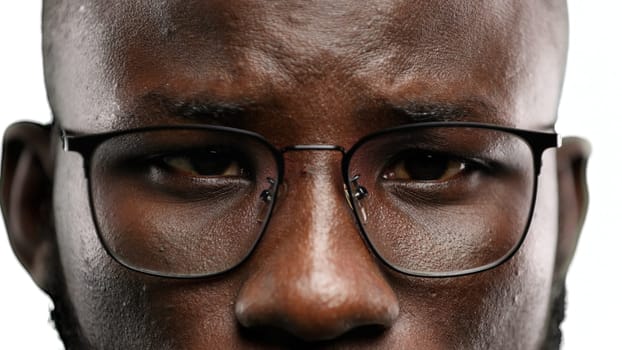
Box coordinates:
[1,122,56,293]
[554,136,590,285]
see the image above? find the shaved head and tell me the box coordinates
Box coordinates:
[42,0,568,129]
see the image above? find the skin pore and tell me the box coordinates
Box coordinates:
[1,0,590,349]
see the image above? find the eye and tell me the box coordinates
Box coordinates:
[157,149,247,178]
[382,150,467,182]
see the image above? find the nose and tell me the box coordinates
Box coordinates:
[235,152,399,342]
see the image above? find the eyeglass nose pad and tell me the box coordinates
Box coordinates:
[257,177,277,223]
[346,174,369,224]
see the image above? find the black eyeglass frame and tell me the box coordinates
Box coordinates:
[61,121,559,279]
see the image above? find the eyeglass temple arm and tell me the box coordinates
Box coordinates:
[525,132,560,175]
[59,130,108,175]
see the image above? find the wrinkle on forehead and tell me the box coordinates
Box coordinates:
[48,0,566,131]
[93,1,527,76]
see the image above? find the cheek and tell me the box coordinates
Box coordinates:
[53,149,243,348]
[390,151,558,349]
[480,151,558,348]
[54,149,147,347]
[522,151,559,274]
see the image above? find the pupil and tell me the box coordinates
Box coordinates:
[405,153,449,180]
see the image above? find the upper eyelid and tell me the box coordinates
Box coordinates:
[385,151,473,169]
[386,147,483,163]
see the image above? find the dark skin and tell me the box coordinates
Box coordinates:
[1,0,589,349]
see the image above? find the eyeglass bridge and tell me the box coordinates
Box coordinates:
[269,144,370,224]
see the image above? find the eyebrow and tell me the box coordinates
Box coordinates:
[388,99,499,124]
[135,91,253,124]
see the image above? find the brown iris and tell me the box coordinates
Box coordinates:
[160,150,245,177]
[382,150,466,182]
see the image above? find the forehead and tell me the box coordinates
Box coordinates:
[47,0,567,135]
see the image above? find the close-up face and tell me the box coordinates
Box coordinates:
[1,0,591,349]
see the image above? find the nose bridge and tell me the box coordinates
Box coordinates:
[277,144,349,207]
[235,148,399,341]
[281,147,352,261]
[274,147,357,266]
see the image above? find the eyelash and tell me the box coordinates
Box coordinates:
[380,150,484,183]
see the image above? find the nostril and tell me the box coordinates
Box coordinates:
[238,322,391,346]
[237,325,301,347]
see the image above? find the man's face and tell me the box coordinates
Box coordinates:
[7,0,582,348]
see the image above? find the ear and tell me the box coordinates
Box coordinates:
[1,122,56,293]
[553,136,590,287]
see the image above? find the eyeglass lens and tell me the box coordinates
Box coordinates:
[346,126,534,275]
[89,128,280,277]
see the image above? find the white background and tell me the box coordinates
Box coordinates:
[0,2,619,349]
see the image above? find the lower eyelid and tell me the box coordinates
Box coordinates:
[145,164,252,187]
[380,170,483,201]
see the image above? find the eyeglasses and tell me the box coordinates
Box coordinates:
[61,122,558,278]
